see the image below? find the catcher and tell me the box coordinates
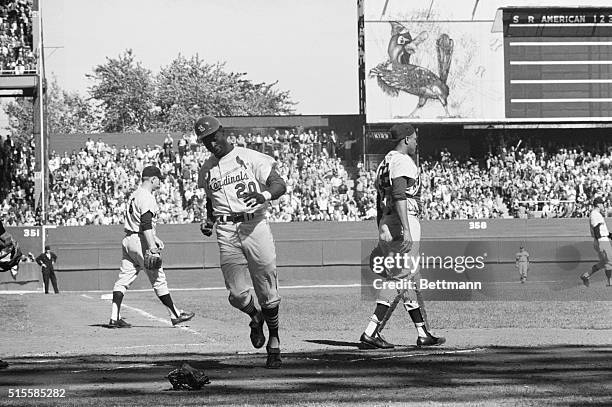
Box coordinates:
[108,166,194,328]
[0,219,24,368]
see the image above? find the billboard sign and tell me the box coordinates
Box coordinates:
[364,0,612,123]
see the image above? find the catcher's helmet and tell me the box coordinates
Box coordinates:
[194,116,222,140]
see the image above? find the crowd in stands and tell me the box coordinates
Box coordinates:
[42,129,368,226]
[3,128,612,225]
[0,135,36,226]
[420,143,612,219]
[0,0,35,75]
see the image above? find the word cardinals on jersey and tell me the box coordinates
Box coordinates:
[198,147,275,216]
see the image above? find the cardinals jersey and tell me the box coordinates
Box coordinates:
[198,147,275,217]
[375,150,421,216]
[590,209,609,241]
[124,187,159,233]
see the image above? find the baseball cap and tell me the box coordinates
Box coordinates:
[194,116,222,141]
[593,196,606,205]
[142,165,163,179]
[390,123,416,140]
[45,245,50,251]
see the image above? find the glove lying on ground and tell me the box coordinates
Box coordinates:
[167,363,211,390]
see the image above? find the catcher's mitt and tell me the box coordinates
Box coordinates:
[144,248,162,269]
[167,363,210,390]
[0,240,22,273]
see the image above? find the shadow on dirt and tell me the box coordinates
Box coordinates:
[1,345,610,405]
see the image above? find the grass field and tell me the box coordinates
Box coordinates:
[0,277,611,406]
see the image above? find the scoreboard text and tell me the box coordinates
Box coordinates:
[503,8,612,119]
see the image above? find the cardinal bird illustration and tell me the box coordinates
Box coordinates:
[371,21,454,117]
[387,21,428,67]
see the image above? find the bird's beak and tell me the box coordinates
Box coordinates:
[404,44,417,54]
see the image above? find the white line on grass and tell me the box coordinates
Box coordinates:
[71,283,366,294]
[117,303,204,338]
[2,281,576,296]
[81,293,205,339]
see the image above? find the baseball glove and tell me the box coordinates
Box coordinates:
[0,239,22,273]
[144,248,162,269]
[167,363,210,390]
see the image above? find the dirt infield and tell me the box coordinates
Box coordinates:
[2,345,611,406]
[0,287,611,406]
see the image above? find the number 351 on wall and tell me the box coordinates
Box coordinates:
[468,221,487,230]
[23,228,41,237]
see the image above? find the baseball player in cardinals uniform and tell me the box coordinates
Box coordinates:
[581,196,612,287]
[108,165,195,328]
[360,124,445,349]
[195,116,286,369]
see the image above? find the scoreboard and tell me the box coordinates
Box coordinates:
[504,7,612,119]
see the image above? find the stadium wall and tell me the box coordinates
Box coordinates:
[2,219,596,291]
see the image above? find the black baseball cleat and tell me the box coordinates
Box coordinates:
[360,332,394,349]
[171,311,195,326]
[417,333,446,347]
[249,312,266,349]
[108,318,132,328]
[265,346,282,369]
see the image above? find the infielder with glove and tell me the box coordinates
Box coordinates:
[360,124,445,349]
[195,116,286,369]
[581,196,612,287]
[0,219,23,368]
[108,165,194,328]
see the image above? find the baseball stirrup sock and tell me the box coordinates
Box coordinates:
[111,291,124,320]
[240,297,259,318]
[365,302,390,336]
[158,294,180,318]
[262,306,279,338]
[407,305,428,337]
